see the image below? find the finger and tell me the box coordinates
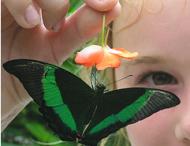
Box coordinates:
[35,0,69,31]
[85,0,118,12]
[3,0,41,28]
[49,2,121,63]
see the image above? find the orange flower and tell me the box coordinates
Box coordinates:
[75,45,138,70]
[75,45,104,67]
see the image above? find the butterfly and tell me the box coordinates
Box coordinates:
[3,59,180,146]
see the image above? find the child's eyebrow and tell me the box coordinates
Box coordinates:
[127,56,163,65]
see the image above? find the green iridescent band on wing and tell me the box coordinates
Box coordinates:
[42,66,77,132]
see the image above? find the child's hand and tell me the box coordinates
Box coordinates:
[2,0,120,30]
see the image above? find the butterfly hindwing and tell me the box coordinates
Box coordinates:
[83,88,180,143]
[3,59,96,141]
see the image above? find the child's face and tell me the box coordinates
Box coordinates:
[113,0,190,146]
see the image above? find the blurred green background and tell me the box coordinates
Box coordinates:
[2,1,131,146]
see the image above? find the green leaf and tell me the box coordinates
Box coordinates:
[62,57,83,76]
[24,122,78,146]
[68,0,84,16]
[24,122,59,142]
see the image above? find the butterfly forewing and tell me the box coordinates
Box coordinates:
[3,59,96,141]
[128,89,180,124]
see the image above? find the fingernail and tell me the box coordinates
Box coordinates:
[25,5,40,26]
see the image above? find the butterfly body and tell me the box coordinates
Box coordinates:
[95,84,106,95]
[3,59,180,146]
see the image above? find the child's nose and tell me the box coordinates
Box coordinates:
[175,98,190,143]
[175,117,190,143]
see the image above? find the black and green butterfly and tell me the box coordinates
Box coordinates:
[3,59,180,146]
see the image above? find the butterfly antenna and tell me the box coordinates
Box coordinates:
[106,75,133,87]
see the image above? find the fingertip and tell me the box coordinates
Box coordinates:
[85,0,118,12]
[107,1,121,21]
[37,0,69,32]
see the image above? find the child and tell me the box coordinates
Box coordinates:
[113,0,190,145]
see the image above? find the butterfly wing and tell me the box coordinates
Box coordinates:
[82,88,180,144]
[3,59,96,141]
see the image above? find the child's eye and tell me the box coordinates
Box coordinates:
[138,71,178,86]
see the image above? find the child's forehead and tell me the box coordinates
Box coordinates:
[115,0,190,31]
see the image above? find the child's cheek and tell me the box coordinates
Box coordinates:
[126,109,176,146]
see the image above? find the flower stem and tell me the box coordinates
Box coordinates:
[105,26,110,46]
[101,15,106,47]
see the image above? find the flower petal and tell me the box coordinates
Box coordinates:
[75,45,104,67]
[96,50,120,70]
[109,48,138,60]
